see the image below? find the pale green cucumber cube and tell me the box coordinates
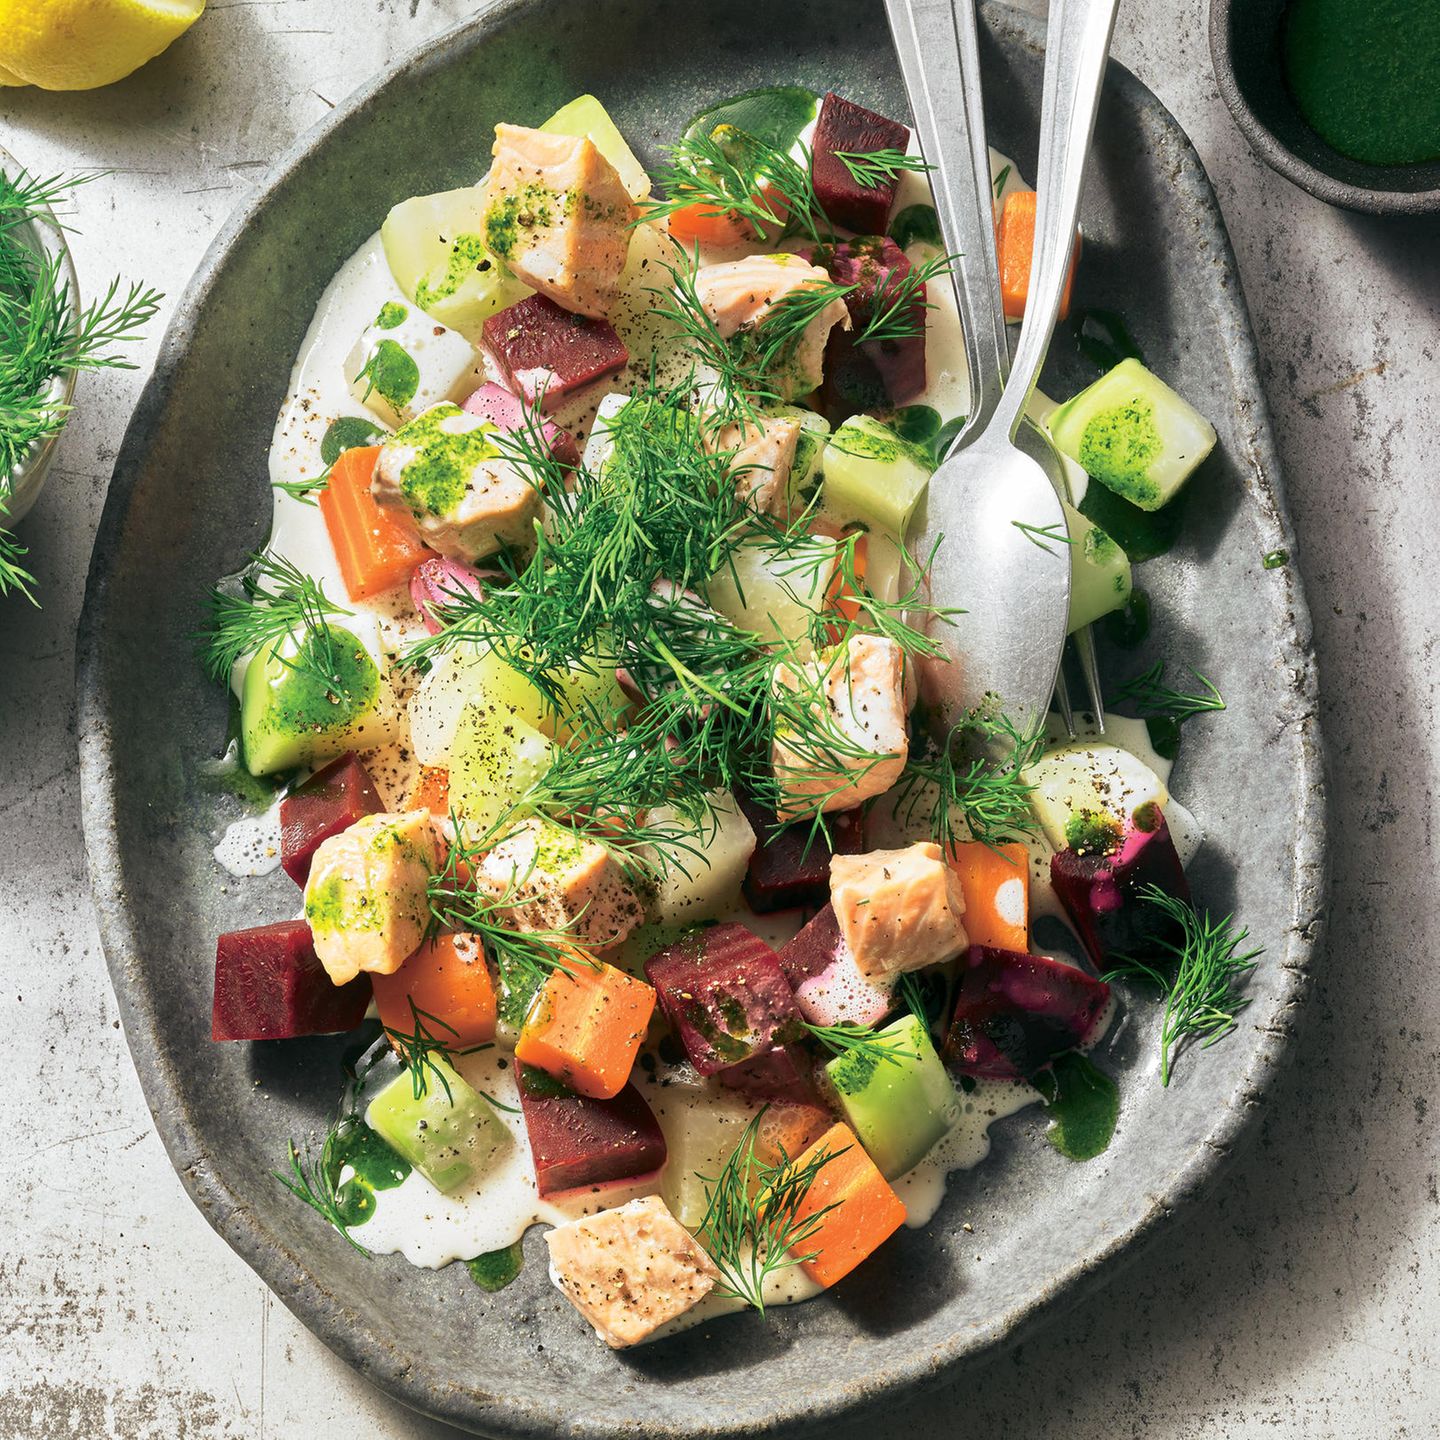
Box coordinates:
[367,1058,508,1194]
[769,404,831,509]
[704,534,835,657]
[1049,358,1216,512]
[449,700,554,830]
[822,415,933,538]
[381,190,531,335]
[540,94,651,200]
[1023,741,1169,853]
[240,621,398,777]
[1065,501,1133,632]
[824,1014,957,1179]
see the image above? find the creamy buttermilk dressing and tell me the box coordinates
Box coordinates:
[225,126,1194,1328]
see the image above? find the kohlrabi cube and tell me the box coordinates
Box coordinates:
[641,789,757,927]
[581,392,632,474]
[240,615,400,777]
[344,300,479,428]
[540,94,651,201]
[1049,358,1216,512]
[821,414,933,538]
[824,1013,958,1179]
[408,643,550,767]
[381,189,530,334]
[769,404,831,508]
[1065,500,1133,632]
[1023,741,1169,854]
[655,1080,758,1228]
[367,1057,509,1194]
[448,699,554,830]
[704,534,836,656]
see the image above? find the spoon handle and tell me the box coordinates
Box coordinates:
[883,0,1009,441]
[990,0,1119,442]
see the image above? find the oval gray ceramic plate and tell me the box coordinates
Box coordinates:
[77,2,1327,1435]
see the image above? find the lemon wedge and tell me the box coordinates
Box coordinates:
[0,0,205,90]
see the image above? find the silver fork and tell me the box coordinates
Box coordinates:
[885,0,1116,737]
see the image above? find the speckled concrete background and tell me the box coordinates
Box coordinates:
[0,1,1435,1436]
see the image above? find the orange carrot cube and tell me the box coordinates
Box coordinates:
[515,955,655,1100]
[788,1121,906,1288]
[409,765,450,816]
[997,190,1080,323]
[948,841,1030,953]
[371,932,497,1048]
[319,445,433,602]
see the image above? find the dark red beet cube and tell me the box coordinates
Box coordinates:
[944,946,1111,1081]
[717,1043,820,1107]
[811,91,911,235]
[212,920,371,1041]
[461,380,581,467]
[776,904,845,990]
[279,752,384,886]
[645,924,803,1075]
[517,1066,666,1198]
[1050,807,1192,972]
[810,236,928,415]
[738,796,865,913]
[481,294,628,413]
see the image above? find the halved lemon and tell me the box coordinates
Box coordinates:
[0,0,205,90]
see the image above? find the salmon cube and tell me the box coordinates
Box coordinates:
[829,842,969,980]
[945,945,1112,1080]
[279,751,384,885]
[302,811,437,986]
[777,904,894,1028]
[482,124,636,319]
[482,294,629,412]
[518,1065,667,1196]
[771,633,909,818]
[545,1194,720,1348]
[692,253,851,400]
[212,920,372,1041]
[477,816,643,951]
[810,91,911,235]
[373,402,541,562]
[644,924,803,1076]
[705,412,801,516]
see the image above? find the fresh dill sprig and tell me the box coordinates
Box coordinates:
[992,163,1013,198]
[898,971,934,1026]
[641,125,828,244]
[803,1021,915,1066]
[832,149,933,189]
[383,997,492,1103]
[696,1108,842,1314]
[274,1136,371,1257]
[1012,519,1074,555]
[893,711,1045,851]
[1112,660,1225,725]
[0,526,35,603]
[199,551,354,690]
[273,473,326,505]
[1105,884,1262,1086]
[850,250,958,349]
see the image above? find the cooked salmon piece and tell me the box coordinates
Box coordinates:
[829,842,969,980]
[545,1194,720,1348]
[692,253,850,399]
[303,811,438,986]
[373,403,540,562]
[706,412,802,515]
[771,633,909,818]
[483,124,637,319]
[477,816,644,951]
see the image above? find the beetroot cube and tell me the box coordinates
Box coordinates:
[811,236,928,414]
[279,751,384,885]
[777,905,892,1028]
[717,1043,820,1107]
[645,924,803,1075]
[944,946,1111,1081]
[481,295,628,413]
[517,1066,667,1198]
[461,380,581,467]
[738,796,865,913]
[811,91,911,235]
[1051,807,1192,972]
[776,904,844,989]
[212,920,371,1041]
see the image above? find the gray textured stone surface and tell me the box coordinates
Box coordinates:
[0,1,1434,1436]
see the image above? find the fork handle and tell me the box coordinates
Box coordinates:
[883,0,1009,441]
[990,0,1119,442]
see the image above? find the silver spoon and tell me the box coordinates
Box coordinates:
[885,0,1119,740]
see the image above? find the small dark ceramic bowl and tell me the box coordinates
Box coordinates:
[1210,0,1440,215]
